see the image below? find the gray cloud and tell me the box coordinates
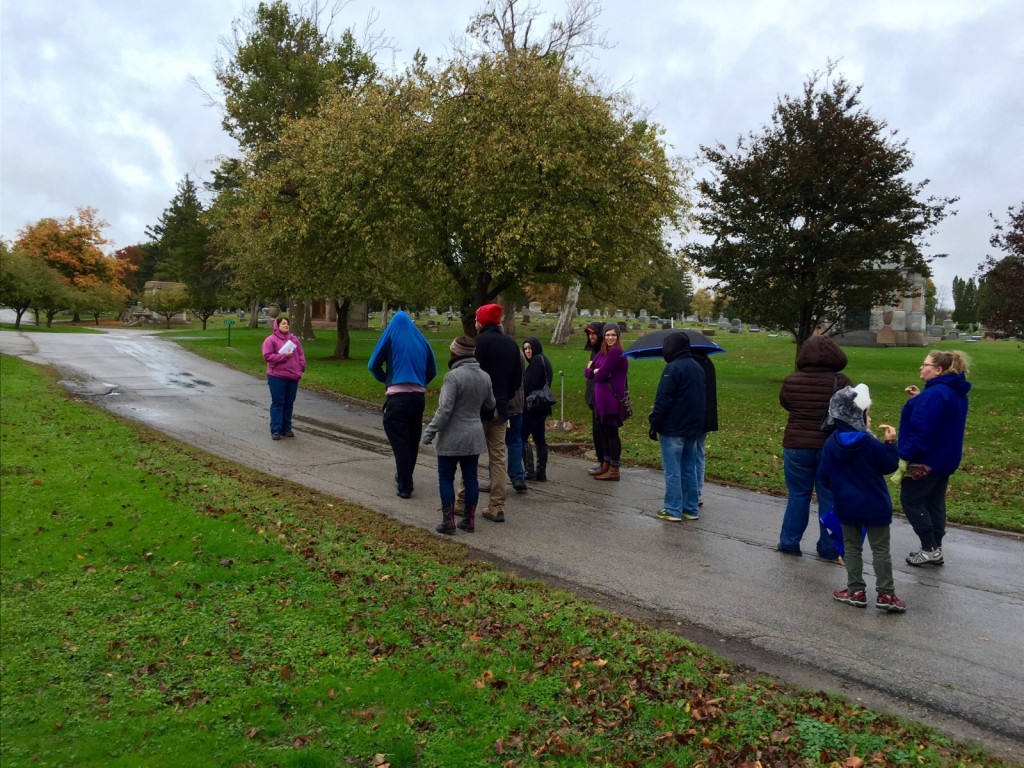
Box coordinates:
[2,0,1019,294]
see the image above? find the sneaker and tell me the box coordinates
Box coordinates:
[876,593,907,613]
[833,588,867,608]
[681,512,700,521]
[482,510,505,523]
[906,548,944,567]
[656,510,682,522]
[698,497,704,508]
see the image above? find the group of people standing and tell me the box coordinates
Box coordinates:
[262,313,971,601]
[777,335,971,613]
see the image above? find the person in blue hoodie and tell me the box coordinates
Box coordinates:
[818,384,905,613]
[648,332,705,522]
[898,350,972,567]
[368,311,438,499]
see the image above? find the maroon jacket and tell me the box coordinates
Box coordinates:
[779,335,851,450]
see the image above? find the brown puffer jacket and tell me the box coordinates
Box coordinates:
[779,335,852,449]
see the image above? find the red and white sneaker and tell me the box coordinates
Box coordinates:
[833,588,867,608]
[876,593,907,613]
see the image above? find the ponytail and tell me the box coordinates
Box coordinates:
[929,349,970,376]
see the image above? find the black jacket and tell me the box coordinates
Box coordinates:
[583,321,604,408]
[474,323,522,421]
[523,336,553,416]
[649,332,705,439]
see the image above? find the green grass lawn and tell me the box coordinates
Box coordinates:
[163,321,1024,533]
[0,354,1009,766]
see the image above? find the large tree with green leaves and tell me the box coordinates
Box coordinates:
[0,242,67,329]
[147,176,226,329]
[388,37,688,335]
[690,68,955,354]
[208,0,377,342]
[951,275,978,325]
[976,202,1024,336]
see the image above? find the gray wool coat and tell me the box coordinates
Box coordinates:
[423,357,495,456]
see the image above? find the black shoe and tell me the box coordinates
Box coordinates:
[284,431,295,437]
[512,481,527,493]
[396,491,412,499]
[271,433,282,440]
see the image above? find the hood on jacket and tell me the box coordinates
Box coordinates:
[662,331,692,362]
[834,429,871,453]
[273,317,291,337]
[384,310,416,335]
[524,336,544,357]
[584,322,604,352]
[796,334,848,372]
[927,371,973,396]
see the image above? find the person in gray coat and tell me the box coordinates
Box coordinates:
[423,336,496,535]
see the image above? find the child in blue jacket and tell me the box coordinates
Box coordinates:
[818,384,906,613]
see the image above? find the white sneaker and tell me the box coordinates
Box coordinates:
[906,547,944,567]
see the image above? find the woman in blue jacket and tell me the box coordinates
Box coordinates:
[898,350,971,567]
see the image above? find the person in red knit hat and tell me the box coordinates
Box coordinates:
[455,303,522,522]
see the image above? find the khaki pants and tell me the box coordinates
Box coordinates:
[458,419,508,514]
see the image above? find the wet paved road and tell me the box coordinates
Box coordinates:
[2,328,1022,758]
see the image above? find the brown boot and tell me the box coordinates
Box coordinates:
[595,464,620,481]
[590,461,610,477]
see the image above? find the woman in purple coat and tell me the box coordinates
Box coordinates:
[261,317,306,440]
[584,324,630,481]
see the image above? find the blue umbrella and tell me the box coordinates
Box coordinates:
[624,328,726,359]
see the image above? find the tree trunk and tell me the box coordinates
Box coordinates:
[248,297,260,329]
[380,301,390,330]
[551,279,581,346]
[289,297,316,342]
[500,295,516,338]
[332,298,351,359]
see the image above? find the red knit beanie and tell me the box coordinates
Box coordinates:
[475,303,503,326]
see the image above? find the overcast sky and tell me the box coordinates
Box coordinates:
[2,0,1021,299]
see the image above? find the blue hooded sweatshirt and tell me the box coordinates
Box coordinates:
[897,372,971,476]
[368,311,437,390]
[818,423,900,527]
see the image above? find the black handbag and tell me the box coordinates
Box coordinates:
[525,383,556,412]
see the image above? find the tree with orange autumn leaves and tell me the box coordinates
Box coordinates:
[14,207,134,322]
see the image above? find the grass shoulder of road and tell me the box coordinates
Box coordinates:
[166,321,1024,534]
[1,353,1008,767]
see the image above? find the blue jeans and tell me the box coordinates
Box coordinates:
[437,455,480,510]
[779,447,839,559]
[659,434,700,516]
[695,433,707,498]
[505,413,524,483]
[267,375,298,436]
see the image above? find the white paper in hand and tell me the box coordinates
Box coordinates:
[279,340,296,354]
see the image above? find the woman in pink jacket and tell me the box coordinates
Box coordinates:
[261,317,306,440]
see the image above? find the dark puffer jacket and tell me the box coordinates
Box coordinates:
[779,335,852,450]
[583,322,604,408]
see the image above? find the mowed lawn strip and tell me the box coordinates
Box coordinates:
[0,354,1007,766]
[167,324,1024,533]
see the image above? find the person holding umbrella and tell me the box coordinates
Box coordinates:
[584,324,630,481]
[648,332,706,521]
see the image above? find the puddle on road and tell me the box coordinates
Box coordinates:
[59,380,121,397]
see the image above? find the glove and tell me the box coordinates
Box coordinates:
[648,427,658,441]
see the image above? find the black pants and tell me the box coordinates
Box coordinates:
[591,408,606,464]
[900,473,950,551]
[382,392,425,495]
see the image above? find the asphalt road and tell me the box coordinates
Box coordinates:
[2,328,1021,759]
